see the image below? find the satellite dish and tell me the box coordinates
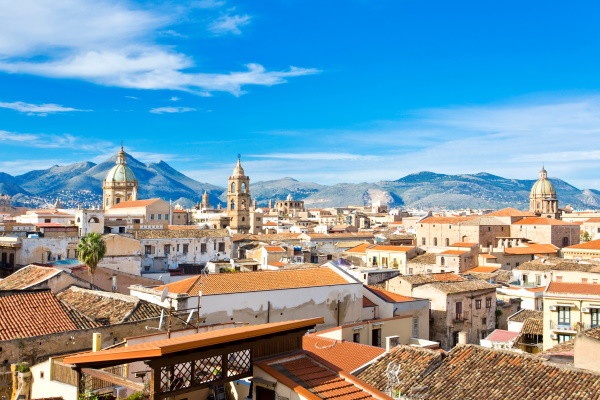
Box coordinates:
[160,287,169,303]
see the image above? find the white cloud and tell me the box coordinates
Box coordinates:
[0,130,110,151]
[251,152,380,161]
[0,1,317,95]
[170,96,180,102]
[149,106,196,114]
[0,159,67,175]
[208,14,251,35]
[195,0,225,9]
[0,101,86,115]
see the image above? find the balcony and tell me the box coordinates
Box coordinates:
[549,320,578,333]
[453,312,469,323]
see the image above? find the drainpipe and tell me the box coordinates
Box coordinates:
[267,300,271,323]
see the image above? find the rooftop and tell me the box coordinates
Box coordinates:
[0,264,62,290]
[483,329,520,343]
[365,285,419,303]
[153,267,354,296]
[546,281,600,296]
[508,309,543,323]
[419,279,498,294]
[133,228,229,239]
[302,335,385,373]
[564,238,600,251]
[400,272,465,285]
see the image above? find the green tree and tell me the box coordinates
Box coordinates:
[581,231,592,242]
[77,233,106,284]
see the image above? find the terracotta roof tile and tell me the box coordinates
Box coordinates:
[108,199,161,209]
[440,250,467,255]
[155,267,353,296]
[487,208,535,217]
[508,309,543,323]
[133,228,229,239]
[564,238,600,250]
[410,344,600,399]
[57,286,162,325]
[463,266,500,274]
[584,218,600,223]
[362,296,377,307]
[367,245,414,252]
[484,329,520,342]
[450,242,478,247]
[515,217,578,226]
[346,243,372,254]
[421,279,497,294]
[546,281,600,296]
[0,290,85,340]
[357,345,443,394]
[520,318,543,336]
[0,264,62,290]
[582,326,600,341]
[366,286,418,303]
[264,245,286,252]
[400,273,465,285]
[516,258,600,273]
[70,267,163,295]
[302,336,385,372]
[504,243,558,255]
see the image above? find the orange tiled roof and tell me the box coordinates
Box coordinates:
[346,243,373,253]
[258,354,386,399]
[440,250,467,256]
[264,245,285,252]
[366,286,417,303]
[546,281,600,296]
[564,238,600,250]
[109,199,161,209]
[450,242,478,247]
[302,336,385,372]
[504,243,558,255]
[363,296,377,307]
[487,208,535,217]
[463,266,500,274]
[367,245,414,252]
[307,232,375,239]
[357,345,444,394]
[584,217,600,223]
[0,290,83,340]
[515,217,576,226]
[0,265,62,290]
[479,254,497,259]
[155,267,353,296]
[419,216,473,224]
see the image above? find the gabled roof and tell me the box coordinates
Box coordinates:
[484,329,520,343]
[409,344,600,399]
[70,267,163,295]
[487,208,535,217]
[365,286,418,303]
[546,281,600,296]
[302,336,385,372]
[584,217,600,223]
[257,353,389,399]
[346,243,372,254]
[440,249,467,256]
[108,199,162,209]
[357,345,443,394]
[515,217,577,226]
[564,238,600,250]
[504,243,559,255]
[366,245,414,252]
[57,286,162,325]
[419,279,497,294]
[154,267,354,296]
[400,272,465,285]
[463,266,500,274]
[0,290,94,340]
[508,309,543,323]
[0,264,62,290]
[520,318,543,336]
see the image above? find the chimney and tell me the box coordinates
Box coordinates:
[92,332,102,352]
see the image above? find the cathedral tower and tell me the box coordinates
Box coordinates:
[227,156,251,233]
[529,166,559,219]
[102,147,138,210]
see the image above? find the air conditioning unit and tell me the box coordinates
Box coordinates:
[582,307,590,313]
[550,334,558,339]
[549,305,557,311]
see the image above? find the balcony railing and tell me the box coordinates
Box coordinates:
[549,320,579,332]
[453,312,469,322]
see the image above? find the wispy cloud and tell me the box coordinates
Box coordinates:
[0,129,110,151]
[0,101,87,116]
[251,152,380,161]
[195,0,226,9]
[0,1,317,95]
[209,14,251,35]
[150,106,196,114]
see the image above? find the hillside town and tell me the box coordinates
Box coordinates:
[1,149,600,400]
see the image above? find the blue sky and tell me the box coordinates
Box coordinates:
[1,0,600,189]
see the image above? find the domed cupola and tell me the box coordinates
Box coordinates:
[102,147,138,209]
[529,166,559,218]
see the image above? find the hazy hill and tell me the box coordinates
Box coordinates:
[1,158,599,211]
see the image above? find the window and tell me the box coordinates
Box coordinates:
[445,238,450,246]
[45,218,51,223]
[557,306,570,327]
[591,309,599,328]
[557,334,572,343]
[353,332,360,343]
[433,237,438,246]
[201,243,207,254]
[183,244,189,254]
[535,275,542,285]
[421,237,426,245]
[485,298,492,308]
[482,317,487,325]
[150,214,155,220]
[165,214,169,221]
[145,245,152,255]
[158,214,162,220]
[562,237,570,247]
[218,242,225,252]
[176,244,180,252]
[371,328,381,347]
[412,316,419,338]
[164,245,170,255]
[440,257,445,266]
[455,301,463,319]
[476,299,482,309]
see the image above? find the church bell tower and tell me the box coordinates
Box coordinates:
[227,156,251,233]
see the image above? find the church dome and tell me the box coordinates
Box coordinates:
[105,147,136,183]
[530,167,556,198]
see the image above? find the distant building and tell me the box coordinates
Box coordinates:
[102,147,138,210]
[227,157,251,234]
[529,166,559,219]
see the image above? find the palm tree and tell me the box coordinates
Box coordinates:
[77,233,106,284]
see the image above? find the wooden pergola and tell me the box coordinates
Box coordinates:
[64,317,323,399]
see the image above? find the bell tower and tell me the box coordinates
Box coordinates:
[227,156,251,233]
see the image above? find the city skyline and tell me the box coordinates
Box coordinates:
[1,1,600,189]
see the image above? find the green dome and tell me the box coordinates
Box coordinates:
[530,167,556,197]
[104,147,136,183]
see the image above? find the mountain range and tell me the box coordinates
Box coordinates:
[1,154,599,211]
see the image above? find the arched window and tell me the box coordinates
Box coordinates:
[562,237,570,247]
[241,200,246,210]
[433,237,438,246]
[445,238,450,246]
[440,256,445,266]
[230,200,235,210]
[231,182,236,192]
[241,182,247,193]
